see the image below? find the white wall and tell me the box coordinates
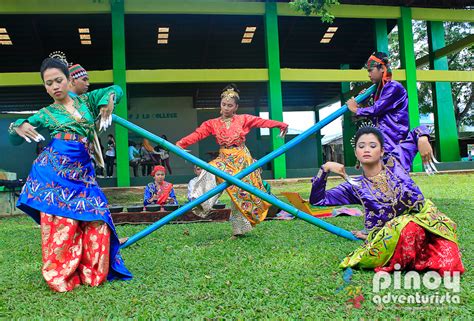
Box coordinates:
[127,96,198,174]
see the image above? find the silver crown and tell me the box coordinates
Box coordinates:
[350,120,377,148]
[358,120,376,129]
[48,51,70,66]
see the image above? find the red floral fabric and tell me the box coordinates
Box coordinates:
[154,182,174,205]
[375,222,465,275]
[40,212,110,292]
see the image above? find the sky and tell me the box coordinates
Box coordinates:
[259,103,345,138]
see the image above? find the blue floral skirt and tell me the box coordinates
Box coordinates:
[17,138,132,281]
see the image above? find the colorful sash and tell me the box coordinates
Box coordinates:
[155,182,174,205]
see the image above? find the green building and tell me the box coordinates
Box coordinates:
[0,0,472,186]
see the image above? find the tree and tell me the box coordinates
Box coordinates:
[291,2,473,129]
[389,21,473,129]
[290,0,340,23]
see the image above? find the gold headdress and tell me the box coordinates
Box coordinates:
[221,88,240,100]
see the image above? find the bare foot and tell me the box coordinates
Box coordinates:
[119,237,129,245]
[351,230,367,240]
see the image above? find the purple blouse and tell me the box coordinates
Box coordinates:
[310,126,430,231]
[356,81,409,153]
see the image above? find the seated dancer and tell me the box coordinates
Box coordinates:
[187,165,202,202]
[309,125,464,274]
[176,84,288,238]
[8,57,132,292]
[346,52,409,154]
[143,165,178,207]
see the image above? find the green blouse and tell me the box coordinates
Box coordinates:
[8,85,122,145]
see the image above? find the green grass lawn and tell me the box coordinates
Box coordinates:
[0,174,472,319]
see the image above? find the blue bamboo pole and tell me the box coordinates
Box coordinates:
[118,85,376,248]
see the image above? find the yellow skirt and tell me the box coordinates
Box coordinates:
[209,145,271,226]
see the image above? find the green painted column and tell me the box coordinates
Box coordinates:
[264,1,286,179]
[427,21,460,161]
[111,0,130,186]
[374,19,389,53]
[314,109,323,168]
[398,7,422,172]
[340,64,357,166]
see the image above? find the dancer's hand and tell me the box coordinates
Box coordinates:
[14,122,45,143]
[149,194,158,203]
[322,161,346,178]
[99,93,115,131]
[279,126,288,138]
[346,97,358,113]
[418,136,432,164]
[418,136,439,175]
[175,142,191,152]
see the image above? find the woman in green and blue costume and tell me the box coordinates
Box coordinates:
[8,57,132,292]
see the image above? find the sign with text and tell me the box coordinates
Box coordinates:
[128,96,198,173]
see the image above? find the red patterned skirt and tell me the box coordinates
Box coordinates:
[40,212,111,292]
[375,222,465,275]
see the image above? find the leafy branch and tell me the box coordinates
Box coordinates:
[290,0,340,23]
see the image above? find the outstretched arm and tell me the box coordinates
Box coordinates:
[176,121,213,149]
[8,110,46,146]
[243,114,289,137]
[309,162,360,206]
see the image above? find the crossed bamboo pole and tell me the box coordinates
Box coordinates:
[117,85,376,249]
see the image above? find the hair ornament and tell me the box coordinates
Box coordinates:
[48,51,70,66]
[221,88,240,100]
[350,120,377,148]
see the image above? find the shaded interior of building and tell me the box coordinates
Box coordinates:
[0,11,438,184]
